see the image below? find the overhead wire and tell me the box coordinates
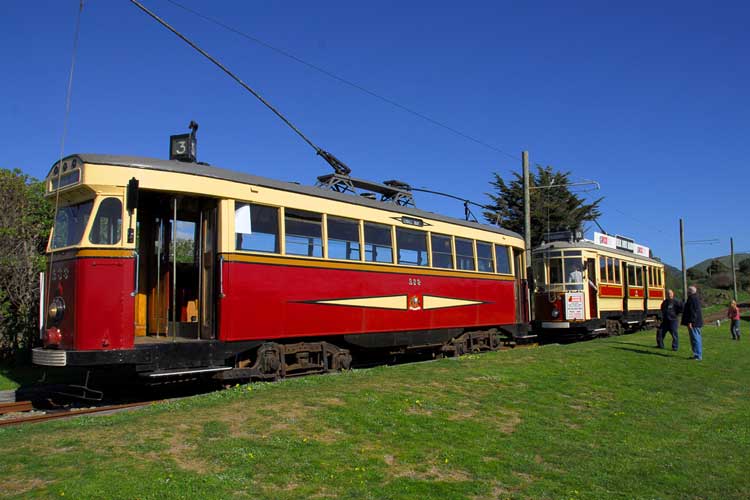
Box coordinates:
[46,0,85,331]
[162,0,520,162]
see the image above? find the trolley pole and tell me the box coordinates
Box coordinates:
[680,218,688,300]
[731,237,737,301]
[522,151,530,265]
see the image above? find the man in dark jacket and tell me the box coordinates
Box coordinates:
[657,289,683,350]
[681,285,704,360]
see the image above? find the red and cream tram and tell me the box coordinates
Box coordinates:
[34,152,530,382]
[532,232,665,338]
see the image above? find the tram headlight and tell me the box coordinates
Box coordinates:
[551,307,560,319]
[48,297,66,323]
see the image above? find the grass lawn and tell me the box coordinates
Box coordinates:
[1,324,748,500]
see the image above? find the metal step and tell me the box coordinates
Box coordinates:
[145,366,231,378]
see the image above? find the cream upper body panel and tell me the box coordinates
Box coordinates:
[46,155,525,255]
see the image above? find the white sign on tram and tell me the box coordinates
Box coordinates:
[565,292,585,320]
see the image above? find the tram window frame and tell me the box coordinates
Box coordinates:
[88,197,123,246]
[396,227,428,267]
[599,256,607,282]
[495,245,511,275]
[327,216,361,261]
[455,238,475,271]
[234,202,280,254]
[614,259,621,283]
[430,233,453,269]
[364,222,394,264]
[627,264,635,286]
[51,199,94,249]
[285,209,324,258]
[635,266,643,287]
[476,241,494,273]
[549,258,563,284]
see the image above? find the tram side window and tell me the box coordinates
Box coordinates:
[476,241,494,272]
[396,228,428,266]
[285,209,323,257]
[235,202,279,253]
[635,266,643,287]
[614,258,621,283]
[495,245,511,274]
[364,223,393,263]
[600,256,607,282]
[328,217,360,261]
[89,197,122,245]
[549,258,563,283]
[455,238,475,271]
[431,234,453,269]
[627,265,635,286]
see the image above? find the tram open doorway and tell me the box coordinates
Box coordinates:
[133,191,217,342]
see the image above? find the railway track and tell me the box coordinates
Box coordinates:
[0,400,155,428]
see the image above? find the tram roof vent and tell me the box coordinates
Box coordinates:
[360,192,377,200]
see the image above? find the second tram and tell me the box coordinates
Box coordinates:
[532,232,665,338]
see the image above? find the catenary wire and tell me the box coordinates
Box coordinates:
[162,0,520,162]
[47,0,85,323]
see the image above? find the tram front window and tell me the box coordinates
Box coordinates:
[565,258,583,284]
[51,200,94,249]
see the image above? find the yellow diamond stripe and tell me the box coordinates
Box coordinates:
[312,295,407,310]
[422,296,484,310]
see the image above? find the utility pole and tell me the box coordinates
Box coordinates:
[522,151,530,266]
[731,237,737,301]
[680,218,687,300]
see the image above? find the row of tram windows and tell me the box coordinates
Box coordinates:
[234,202,513,274]
[599,255,663,288]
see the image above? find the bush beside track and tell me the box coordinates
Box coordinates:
[0,325,748,500]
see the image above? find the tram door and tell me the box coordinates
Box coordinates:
[513,248,529,323]
[136,193,217,340]
[586,258,598,319]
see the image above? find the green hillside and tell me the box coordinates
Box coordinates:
[691,253,750,273]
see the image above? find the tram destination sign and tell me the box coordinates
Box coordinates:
[593,232,649,257]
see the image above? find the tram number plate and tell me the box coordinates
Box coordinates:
[408,278,422,286]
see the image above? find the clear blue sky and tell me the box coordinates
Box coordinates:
[2,1,748,267]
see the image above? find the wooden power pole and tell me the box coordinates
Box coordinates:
[680,218,688,300]
[522,151,530,266]
[731,237,737,301]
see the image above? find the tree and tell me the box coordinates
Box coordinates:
[707,259,729,276]
[738,258,750,275]
[483,165,602,246]
[0,169,53,359]
[687,267,707,282]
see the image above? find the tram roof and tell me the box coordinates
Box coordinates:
[533,240,662,265]
[66,154,523,240]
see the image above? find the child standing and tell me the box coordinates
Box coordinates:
[727,300,741,340]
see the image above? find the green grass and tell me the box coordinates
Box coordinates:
[0,364,42,391]
[1,324,749,499]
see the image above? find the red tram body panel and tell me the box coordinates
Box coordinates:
[219,258,516,341]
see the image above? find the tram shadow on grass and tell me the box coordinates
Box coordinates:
[608,345,673,357]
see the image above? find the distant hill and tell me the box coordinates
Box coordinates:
[691,253,750,273]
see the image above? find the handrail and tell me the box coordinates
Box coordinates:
[131,251,140,297]
[219,255,225,298]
